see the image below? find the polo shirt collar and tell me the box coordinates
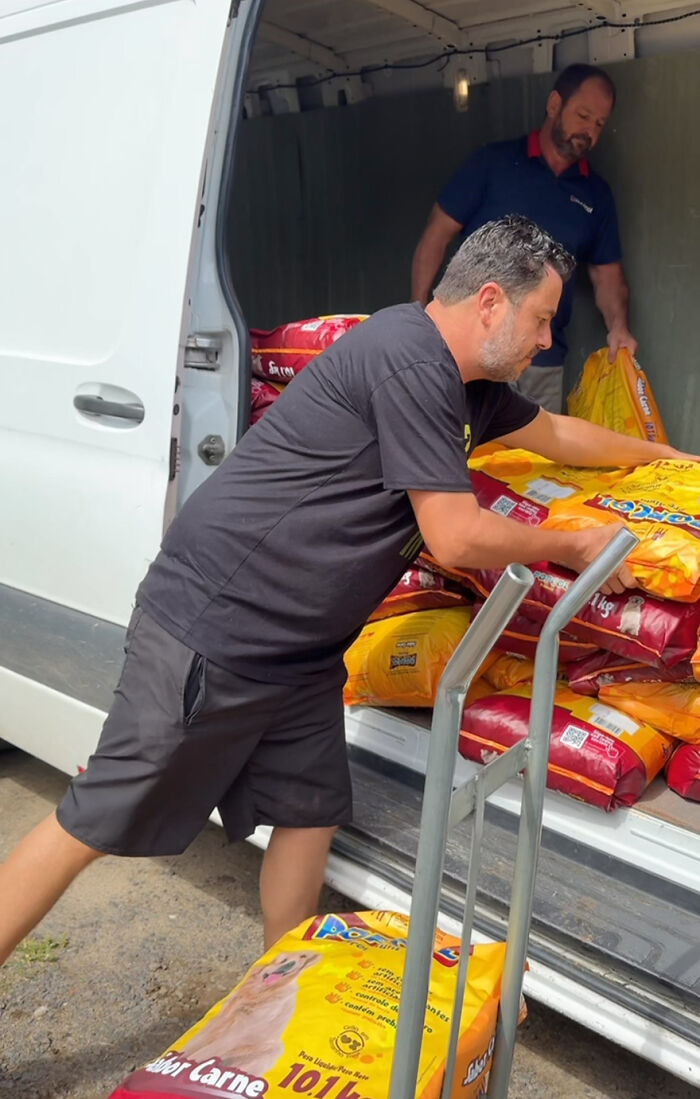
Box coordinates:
[527,128,589,178]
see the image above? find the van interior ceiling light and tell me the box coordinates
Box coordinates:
[454,69,470,111]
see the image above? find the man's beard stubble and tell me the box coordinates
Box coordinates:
[551,112,592,162]
[479,308,530,383]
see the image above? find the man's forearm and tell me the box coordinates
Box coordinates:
[544,415,678,467]
[411,236,446,305]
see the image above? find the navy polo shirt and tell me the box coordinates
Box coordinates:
[438,131,622,366]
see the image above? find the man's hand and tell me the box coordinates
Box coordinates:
[556,522,636,595]
[607,326,638,362]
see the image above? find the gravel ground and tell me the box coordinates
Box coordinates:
[1,747,698,1099]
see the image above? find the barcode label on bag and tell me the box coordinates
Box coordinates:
[590,703,639,737]
[525,478,577,505]
[561,724,590,750]
[491,495,517,517]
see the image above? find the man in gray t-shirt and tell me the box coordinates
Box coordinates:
[2,216,690,971]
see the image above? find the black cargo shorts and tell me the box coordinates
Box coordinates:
[56,607,353,856]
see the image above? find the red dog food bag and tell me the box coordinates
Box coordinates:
[250,315,367,382]
[460,685,676,810]
[460,563,700,670]
[471,602,598,664]
[666,744,700,801]
[250,377,284,425]
[567,651,695,696]
[368,567,469,623]
[107,911,514,1099]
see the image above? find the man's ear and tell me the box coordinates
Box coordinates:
[476,282,506,326]
[545,90,562,119]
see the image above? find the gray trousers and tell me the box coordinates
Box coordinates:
[515,365,564,415]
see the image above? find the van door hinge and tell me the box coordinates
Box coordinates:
[185,335,222,371]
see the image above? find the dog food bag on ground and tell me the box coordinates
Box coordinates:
[250,378,284,425]
[108,911,512,1099]
[467,448,626,524]
[250,315,367,382]
[544,459,700,603]
[460,685,676,810]
[465,563,700,669]
[368,568,469,623]
[567,650,694,696]
[666,744,700,801]
[343,607,472,707]
[567,347,668,444]
[599,682,700,743]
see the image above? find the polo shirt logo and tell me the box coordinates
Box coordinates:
[570,194,593,214]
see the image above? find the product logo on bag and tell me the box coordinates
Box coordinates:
[331,1026,368,1058]
[389,653,417,669]
[306,915,461,966]
[587,494,700,537]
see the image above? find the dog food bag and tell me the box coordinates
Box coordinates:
[460,685,676,810]
[484,653,535,691]
[599,682,700,743]
[250,315,367,382]
[250,378,284,425]
[368,568,469,623]
[567,347,668,444]
[467,448,626,522]
[489,609,597,664]
[666,744,700,801]
[343,607,471,707]
[567,650,694,696]
[107,911,512,1099]
[544,459,700,603]
[466,563,700,669]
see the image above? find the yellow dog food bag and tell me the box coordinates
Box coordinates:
[599,682,700,743]
[108,911,511,1099]
[567,347,668,444]
[544,459,700,603]
[344,607,472,707]
[468,447,626,522]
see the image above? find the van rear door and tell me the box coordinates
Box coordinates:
[0,0,232,626]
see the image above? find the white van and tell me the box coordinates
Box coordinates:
[1,0,698,1086]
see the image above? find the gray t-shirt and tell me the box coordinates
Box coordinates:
[138,303,537,681]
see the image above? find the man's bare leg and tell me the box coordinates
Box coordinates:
[260,825,336,950]
[0,811,104,965]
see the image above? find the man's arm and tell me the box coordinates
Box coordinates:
[410,204,462,305]
[408,489,634,594]
[588,261,637,362]
[497,408,697,466]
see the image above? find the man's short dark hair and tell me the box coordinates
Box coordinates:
[433,215,575,306]
[552,63,616,108]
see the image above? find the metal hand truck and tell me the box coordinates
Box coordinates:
[388,528,639,1099]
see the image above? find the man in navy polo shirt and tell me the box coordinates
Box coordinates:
[411,63,636,413]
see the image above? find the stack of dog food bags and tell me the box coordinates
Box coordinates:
[448,445,700,809]
[248,315,367,425]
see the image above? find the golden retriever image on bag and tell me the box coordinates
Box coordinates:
[179,950,320,1077]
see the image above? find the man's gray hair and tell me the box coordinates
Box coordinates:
[434,215,575,305]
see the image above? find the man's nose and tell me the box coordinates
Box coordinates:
[538,324,553,350]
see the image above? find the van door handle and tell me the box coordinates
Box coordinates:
[74,394,145,423]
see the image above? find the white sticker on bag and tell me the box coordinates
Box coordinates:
[590,703,640,737]
[525,478,577,505]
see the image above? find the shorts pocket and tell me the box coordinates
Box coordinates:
[183,653,207,726]
[123,605,144,656]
